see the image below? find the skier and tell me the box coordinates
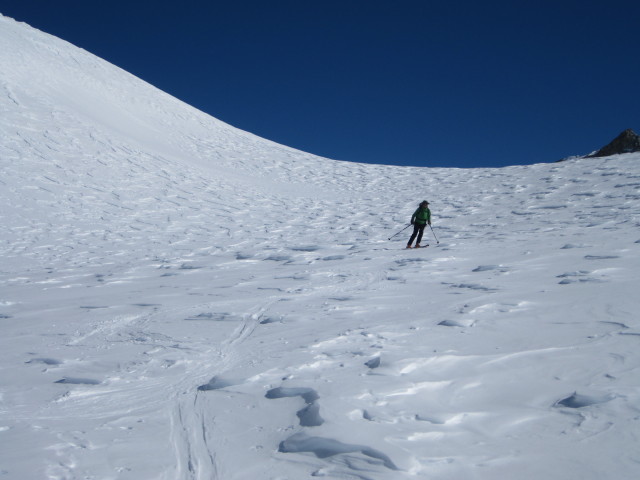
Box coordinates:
[406,200,431,248]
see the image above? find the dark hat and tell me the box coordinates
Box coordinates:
[420,200,429,205]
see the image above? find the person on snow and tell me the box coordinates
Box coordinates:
[407,200,431,248]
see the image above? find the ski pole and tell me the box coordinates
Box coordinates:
[429,224,439,244]
[388,224,411,241]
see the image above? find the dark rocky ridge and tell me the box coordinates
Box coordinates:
[587,129,640,157]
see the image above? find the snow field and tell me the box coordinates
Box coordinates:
[1,13,640,480]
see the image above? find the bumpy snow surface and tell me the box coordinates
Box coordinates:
[1,14,640,480]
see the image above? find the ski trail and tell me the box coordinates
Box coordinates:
[172,395,219,480]
[168,300,275,479]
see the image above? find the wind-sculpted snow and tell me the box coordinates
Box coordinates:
[2,13,640,480]
[265,387,324,427]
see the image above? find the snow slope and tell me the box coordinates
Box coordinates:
[1,14,640,480]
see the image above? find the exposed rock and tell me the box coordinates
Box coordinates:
[587,129,640,157]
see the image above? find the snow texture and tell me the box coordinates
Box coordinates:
[1,13,640,480]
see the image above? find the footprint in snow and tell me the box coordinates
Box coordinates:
[184,312,233,321]
[438,319,475,328]
[265,254,292,262]
[560,243,589,249]
[289,245,321,252]
[394,258,428,267]
[447,283,498,292]
[55,377,101,385]
[259,315,283,324]
[557,271,606,284]
[321,255,346,261]
[179,263,203,270]
[558,277,605,285]
[27,357,62,366]
[197,376,237,391]
[472,265,509,273]
[571,192,598,197]
[328,296,352,302]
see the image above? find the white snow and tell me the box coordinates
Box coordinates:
[1,13,640,480]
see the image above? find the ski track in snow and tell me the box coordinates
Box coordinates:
[2,13,640,480]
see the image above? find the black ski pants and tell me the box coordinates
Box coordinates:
[408,223,426,246]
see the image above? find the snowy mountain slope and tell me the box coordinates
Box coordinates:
[1,13,640,480]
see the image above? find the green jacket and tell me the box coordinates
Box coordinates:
[411,207,431,226]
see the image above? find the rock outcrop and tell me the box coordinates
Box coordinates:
[587,129,640,157]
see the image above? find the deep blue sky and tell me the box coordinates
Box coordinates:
[2,1,638,168]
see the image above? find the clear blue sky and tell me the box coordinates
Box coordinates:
[2,0,638,168]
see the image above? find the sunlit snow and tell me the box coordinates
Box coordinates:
[1,14,639,480]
